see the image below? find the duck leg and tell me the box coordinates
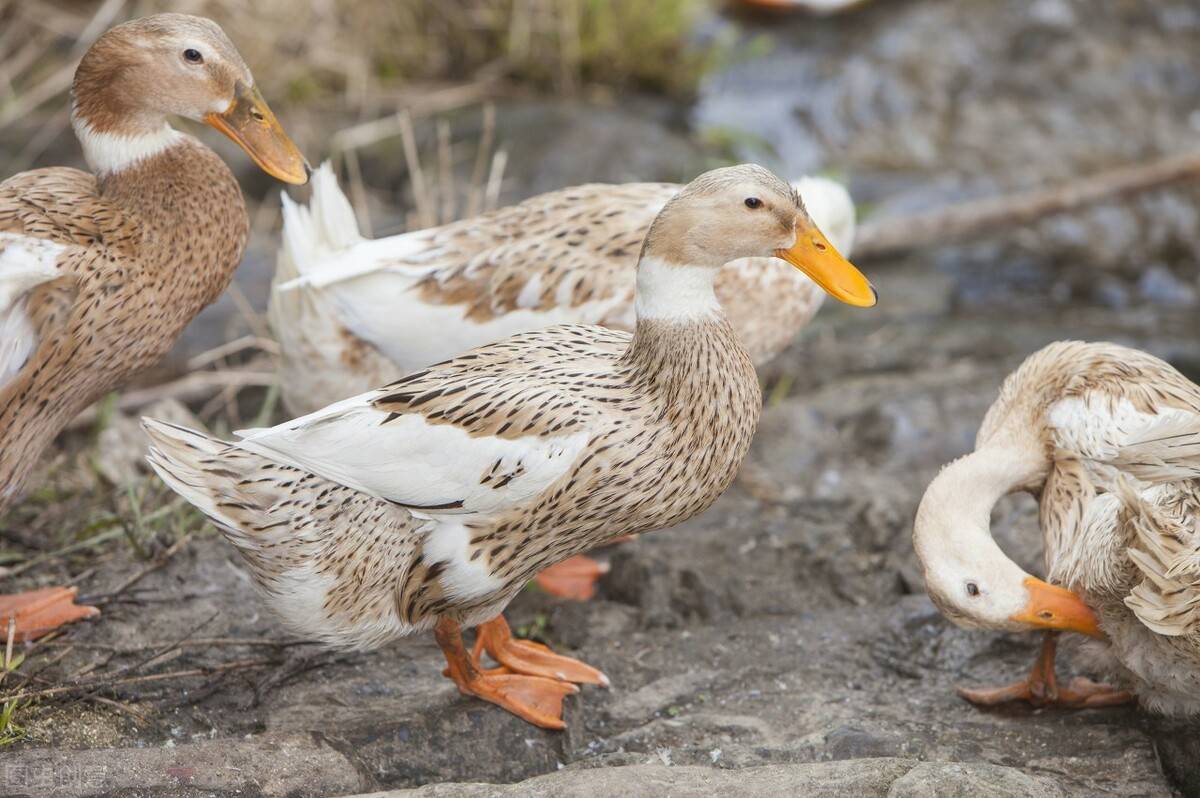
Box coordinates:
[532,536,634,600]
[0,586,99,642]
[435,616,578,730]
[533,556,609,600]
[472,615,609,687]
[958,632,1133,709]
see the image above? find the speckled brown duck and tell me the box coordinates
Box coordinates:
[269,165,856,599]
[914,341,1200,715]
[0,13,306,641]
[145,163,877,729]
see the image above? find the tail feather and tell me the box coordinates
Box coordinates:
[142,417,427,647]
[269,162,391,416]
[279,161,364,284]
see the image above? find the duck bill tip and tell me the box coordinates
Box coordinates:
[774,222,876,308]
[205,82,308,185]
[1011,576,1105,640]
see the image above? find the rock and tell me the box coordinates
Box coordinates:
[94,399,205,487]
[348,759,1071,798]
[888,761,1068,798]
[0,734,363,798]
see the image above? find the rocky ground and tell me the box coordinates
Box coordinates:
[4,1,1200,796]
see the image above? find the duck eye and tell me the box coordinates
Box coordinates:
[965,582,980,598]
[183,49,203,64]
[744,197,763,209]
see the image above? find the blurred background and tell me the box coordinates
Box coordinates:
[4,0,1199,373]
[3,3,1200,791]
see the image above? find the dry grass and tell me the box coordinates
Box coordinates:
[0,0,717,127]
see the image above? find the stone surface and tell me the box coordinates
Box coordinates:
[351,760,1069,798]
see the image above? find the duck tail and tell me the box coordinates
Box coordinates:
[143,417,426,648]
[278,161,364,285]
[142,417,273,546]
[268,162,371,416]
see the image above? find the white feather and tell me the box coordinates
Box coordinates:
[0,234,66,388]
[634,256,720,322]
[232,391,590,518]
[71,116,183,176]
[1049,395,1200,482]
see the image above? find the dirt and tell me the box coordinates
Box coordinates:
[4,1,1200,796]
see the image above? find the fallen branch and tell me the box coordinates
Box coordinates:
[855,151,1200,258]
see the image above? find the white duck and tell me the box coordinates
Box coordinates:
[914,341,1200,714]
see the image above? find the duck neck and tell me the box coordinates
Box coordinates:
[913,445,1045,580]
[70,50,188,180]
[623,255,752,394]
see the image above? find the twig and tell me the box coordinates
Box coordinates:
[437,118,455,225]
[67,367,275,430]
[185,335,279,371]
[42,637,311,653]
[398,110,434,229]
[466,103,496,218]
[94,531,194,606]
[484,149,508,212]
[0,525,125,578]
[855,151,1200,258]
[328,82,496,153]
[0,658,275,703]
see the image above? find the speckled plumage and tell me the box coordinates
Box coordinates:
[0,138,248,509]
[146,315,760,647]
[939,341,1200,715]
[145,165,846,657]
[0,12,310,513]
[269,167,854,414]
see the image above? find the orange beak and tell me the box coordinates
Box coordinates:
[1010,576,1105,639]
[205,81,308,185]
[775,218,877,307]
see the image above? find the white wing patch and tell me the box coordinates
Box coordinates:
[0,233,66,389]
[1048,395,1200,482]
[233,391,590,518]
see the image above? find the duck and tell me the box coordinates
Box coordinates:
[913,341,1200,715]
[268,165,856,416]
[0,13,307,642]
[268,166,855,599]
[144,163,877,729]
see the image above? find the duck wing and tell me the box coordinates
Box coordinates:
[234,324,629,518]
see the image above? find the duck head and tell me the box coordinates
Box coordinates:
[638,163,876,317]
[913,449,1105,639]
[71,13,307,184]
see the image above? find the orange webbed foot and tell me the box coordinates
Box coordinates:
[458,671,580,730]
[474,615,609,687]
[958,632,1133,710]
[435,615,584,730]
[0,586,99,642]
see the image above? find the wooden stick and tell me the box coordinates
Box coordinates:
[854,152,1200,258]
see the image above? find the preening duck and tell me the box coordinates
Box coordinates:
[914,341,1200,714]
[145,163,877,729]
[268,165,857,416]
[0,13,306,641]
